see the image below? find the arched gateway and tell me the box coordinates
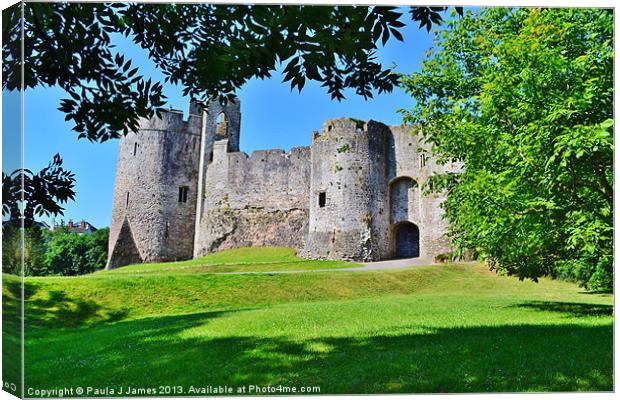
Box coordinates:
[393,222,420,258]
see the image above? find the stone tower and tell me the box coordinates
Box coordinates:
[193,98,242,254]
[106,106,202,269]
[383,125,455,259]
[302,119,392,261]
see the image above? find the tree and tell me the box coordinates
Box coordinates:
[400,8,613,290]
[3,3,460,142]
[2,154,76,228]
[43,227,109,276]
[2,224,109,276]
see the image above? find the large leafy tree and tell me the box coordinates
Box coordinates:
[2,3,457,226]
[2,224,110,276]
[401,8,613,290]
[3,2,459,142]
[2,225,47,275]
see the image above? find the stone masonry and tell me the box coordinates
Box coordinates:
[107,99,457,269]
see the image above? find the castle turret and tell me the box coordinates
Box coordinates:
[303,118,391,261]
[202,98,241,153]
[107,104,202,269]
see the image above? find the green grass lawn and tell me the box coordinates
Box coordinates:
[1,247,613,394]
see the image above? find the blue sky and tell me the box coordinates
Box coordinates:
[20,12,437,229]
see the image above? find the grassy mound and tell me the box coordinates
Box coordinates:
[2,251,612,393]
[97,247,361,275]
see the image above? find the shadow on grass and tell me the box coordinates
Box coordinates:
[3,278,128,329]
[514,301,613,317]
[579,289,613,295]
[2,275,23,397]
[24,309,613,394]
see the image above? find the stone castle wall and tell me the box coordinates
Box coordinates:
[193,139,311,256]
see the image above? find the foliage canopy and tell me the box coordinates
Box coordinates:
[401,8,613,290]
[43,227,109,276]
[3,3,459,142]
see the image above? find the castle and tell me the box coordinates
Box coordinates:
[106,99,456,269]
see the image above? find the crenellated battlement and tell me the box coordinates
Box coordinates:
[314,118,391,143]
[137,107,202,136]
[246,146,310,161]
[212,142,311,181]
[322,117,365,133]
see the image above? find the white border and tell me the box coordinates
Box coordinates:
[0,2,616,400]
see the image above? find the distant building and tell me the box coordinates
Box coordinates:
[66,219,98,234]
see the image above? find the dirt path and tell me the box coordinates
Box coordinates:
[73,258,441,279]
[215,257,437,275]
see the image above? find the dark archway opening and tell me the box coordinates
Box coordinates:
[394,222,420,258]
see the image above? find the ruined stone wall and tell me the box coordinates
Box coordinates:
[107,110,201,269]
[302,118,391,261]
[194,139,311,256]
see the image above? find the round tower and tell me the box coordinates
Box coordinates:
[303,118,391,261]
[107,105,202,269]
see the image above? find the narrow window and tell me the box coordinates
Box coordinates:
[216,113,225,125]
[208,150,214,163]
[318,191,326,208]
[420,154,426,168]
[126,191,129,206]
[215,113,228,137]
[133,142,138,156]
[178,186,189,203]
[164,221,169,239]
